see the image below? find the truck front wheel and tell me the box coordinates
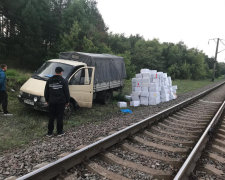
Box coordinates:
[64,99,77,119]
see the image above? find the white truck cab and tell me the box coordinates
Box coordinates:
[18,59,95,110]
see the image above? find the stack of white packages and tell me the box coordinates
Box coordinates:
[130,68,178,107]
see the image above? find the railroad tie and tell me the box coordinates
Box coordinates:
[218,128,225,136]
[143,130,194,146]
[203,164,225,177]
[208,153,225,164]
[101,152,172,180]
[172,114,209,123]
[217,133,225,140]
[211,145,225,154]
[214,138,225,147]
[121,143,181,168]
[164,119,205,130]
[151,126,198,140]
[158,122,201,136]
[168,117,207,126]
[86,161,130,180]
[132,136,189,154]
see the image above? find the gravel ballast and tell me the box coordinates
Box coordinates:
[0,81,225,179]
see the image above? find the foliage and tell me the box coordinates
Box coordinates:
[6,69,30,90]
[118,51,136,79]
[0,0,224,80]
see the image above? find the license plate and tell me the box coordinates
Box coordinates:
[24,99,34,106]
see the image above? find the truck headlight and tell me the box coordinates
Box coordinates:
[18,91,23,98]
[34,97,38,102]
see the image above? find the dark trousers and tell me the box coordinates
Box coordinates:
[48,103,65,134]
[0,91,8,113]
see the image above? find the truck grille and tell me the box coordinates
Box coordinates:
[22,92,40,101]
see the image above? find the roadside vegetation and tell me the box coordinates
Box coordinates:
[0,69,224,154]
[1,0,225,79]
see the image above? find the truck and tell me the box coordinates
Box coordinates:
[18,52,126,113]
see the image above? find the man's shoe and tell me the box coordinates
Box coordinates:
[4,112,13,116]
[46,133,53,137]
[57,132,65,137]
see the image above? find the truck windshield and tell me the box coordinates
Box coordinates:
[34,62,74,80]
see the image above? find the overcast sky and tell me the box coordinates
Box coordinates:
[96,0,225,62]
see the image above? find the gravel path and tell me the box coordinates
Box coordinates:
[0,81,224,179]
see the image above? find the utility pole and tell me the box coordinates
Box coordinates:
[212,38,220,82]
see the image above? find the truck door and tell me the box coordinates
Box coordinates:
[69,67,95,108]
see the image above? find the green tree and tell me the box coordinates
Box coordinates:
[132,39,163,71]
[60,20,81,51]
[119,51,136,79]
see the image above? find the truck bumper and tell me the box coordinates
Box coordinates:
[18,95,49,112]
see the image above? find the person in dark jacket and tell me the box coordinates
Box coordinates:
[0,64,13,116]
[44,66,70,136]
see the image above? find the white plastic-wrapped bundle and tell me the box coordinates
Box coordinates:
[170,92,177,100]
[168,76,172,86]
[125,95,132,101]
[172,85,178,91]
[161,85,168,92]
[157,72,164,88]
[141,91,149,97]
[149,83,159,92]
[160,86,170,102]
[141,78,151,91]
[141,87,149,92]
[132,78,142,87]
[141,83,149,88]
[141,69,150,73]
[136,73,142,78]
[163,75,169,86]
[161,94,170,102]
[141,73,150,78]
[131,91,141,100]
[173,93,177,99]
[149,70,157,83]
[142,77,150,84]
[130,101,140,107]
[132,86,142,92]
[140,96,149,105]
[131,94,139,101]
[150,70,157,74]
[169,87,173,100]
[117,102,127,108]
[149,92,160,105]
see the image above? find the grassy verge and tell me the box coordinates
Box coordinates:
[173,77,224,94]
[0,70,224,154]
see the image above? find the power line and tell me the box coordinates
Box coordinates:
[219,39,225,47]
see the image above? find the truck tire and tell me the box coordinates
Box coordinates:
[64,99,76,119]
[97,90,113,104]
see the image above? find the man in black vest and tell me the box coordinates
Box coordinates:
[44,67,70,136]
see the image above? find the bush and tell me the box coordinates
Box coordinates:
[6,69,30,90]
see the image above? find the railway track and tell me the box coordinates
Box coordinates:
[16,82,225,180]
[190,111,225,179]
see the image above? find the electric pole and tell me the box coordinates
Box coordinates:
[212,38,219,82]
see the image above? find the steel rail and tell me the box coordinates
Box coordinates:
[17,81,225,180]
[174,98,225,180]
